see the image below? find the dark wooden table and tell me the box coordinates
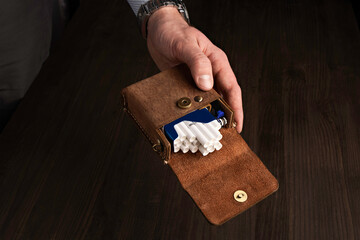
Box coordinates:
[1,0,359,239]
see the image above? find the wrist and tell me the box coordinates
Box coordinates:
[138,0,190,39]
[150,6,186,23]
[148,7,188,36]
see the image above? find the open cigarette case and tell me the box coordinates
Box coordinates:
[121,64,278,225]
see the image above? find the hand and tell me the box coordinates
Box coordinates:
[147,7,244,133]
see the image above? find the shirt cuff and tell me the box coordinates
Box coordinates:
[127,0,149,15]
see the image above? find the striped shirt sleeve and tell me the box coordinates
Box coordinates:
[127,0,149,15]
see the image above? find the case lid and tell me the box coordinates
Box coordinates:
[168,127,278,225]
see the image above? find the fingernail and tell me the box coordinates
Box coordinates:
[198,75,212,90]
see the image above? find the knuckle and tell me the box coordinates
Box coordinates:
[187,26,203,37]
[224,77,241,93]
[192,53,211,65]
[234,83,241,91]
[187,51,210,68]
[216,48,228,61]
[231,82,241,92]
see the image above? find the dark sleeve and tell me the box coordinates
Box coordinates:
[0,0,52,130]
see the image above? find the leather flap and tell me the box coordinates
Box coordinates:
[121,64,220,129]
[168,128,279,225]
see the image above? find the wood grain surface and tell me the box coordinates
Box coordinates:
[0,0,359,239]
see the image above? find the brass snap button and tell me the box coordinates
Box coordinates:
[234,190,247,202]
[194,96,203,102]
[177,97,192,109]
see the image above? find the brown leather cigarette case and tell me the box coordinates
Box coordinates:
[121,64,278,225]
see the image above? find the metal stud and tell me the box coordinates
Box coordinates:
[177,97,192,109]
[194,96,203,102]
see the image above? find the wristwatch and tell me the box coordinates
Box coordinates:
[137,0,190,39]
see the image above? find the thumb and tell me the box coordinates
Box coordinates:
[176,44,213,91]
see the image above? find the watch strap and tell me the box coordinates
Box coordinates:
[137,0,190,39]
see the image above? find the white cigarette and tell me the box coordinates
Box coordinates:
[209,119,221,130]
[204,122,222,141]
[174,146,180,153]
[174,124,186,141]
[187,122,210,148]
[174,138,182,146]
[196,123,216,142]
[214,142,222,150]
[183,139,190,147]
[178,122,196,142]
[174,140,182,147]
[192,140,199,146]
[199,145,209,156]
[207,145,215,153]
[180,144,189,153]
[189,144,198,153]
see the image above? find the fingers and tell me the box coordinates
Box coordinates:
[175,42,214,91]
[207,46,244,133]
[225,85,244,133]
[173,36,244,132]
